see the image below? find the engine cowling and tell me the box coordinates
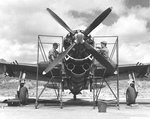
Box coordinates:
[64,54,93,78]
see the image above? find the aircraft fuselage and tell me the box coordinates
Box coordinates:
[64,54,93,95]
[63,30,94,96]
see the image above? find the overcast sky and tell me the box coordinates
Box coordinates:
[0,0,150,64]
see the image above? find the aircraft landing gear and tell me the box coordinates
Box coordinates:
[17,71,29,105]
[19,87,29,105]
[126,86,137,105]
[73,94,76,100]
[17,82,29,105]
[126,72,138,105]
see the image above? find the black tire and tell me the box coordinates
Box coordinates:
[126,86,136,105]
[19,87,29,105]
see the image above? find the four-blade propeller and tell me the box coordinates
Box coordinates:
[83,42,116,72]
[43,7,115,75]
[43,43,76,75]
[83,7,112,35]
[47,8,75,35]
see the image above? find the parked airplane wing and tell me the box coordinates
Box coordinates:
[0,62,150,82]
[94,63,150,78]
[119,63,150,78]
[0,62,61,82]
[0,62,37,75]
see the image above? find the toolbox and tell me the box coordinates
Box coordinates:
[7,99,20,106]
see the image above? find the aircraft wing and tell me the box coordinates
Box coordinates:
[94,63,150,78]
[0,62,61,82]
[0,62,36,75]
[119,63,150,78]
[1,62,150,82]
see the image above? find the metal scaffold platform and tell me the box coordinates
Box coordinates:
[92,36,119,109]
[35,35,119,109]
[35,35,64,109]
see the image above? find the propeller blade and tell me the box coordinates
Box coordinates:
[47,8,74,35]
[83,7,112,35]
[43,43,76,75]
[83,42,116,72]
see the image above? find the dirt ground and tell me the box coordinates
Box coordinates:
[0,103,150,119]
[0,75,150,119]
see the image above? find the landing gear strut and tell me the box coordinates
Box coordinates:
[73,94,76,100]
[126,72,138,105]
[17,71,29,105]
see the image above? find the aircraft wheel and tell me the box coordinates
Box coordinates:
[19,87,29,105]
[126,86,136,105]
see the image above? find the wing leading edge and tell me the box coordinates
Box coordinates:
[0,62,150,81]
[0,62,55,81]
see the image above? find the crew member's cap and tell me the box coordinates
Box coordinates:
[53,43,58,47]
[101,41,107,45]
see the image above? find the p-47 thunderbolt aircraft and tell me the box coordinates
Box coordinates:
[0,7,150,108]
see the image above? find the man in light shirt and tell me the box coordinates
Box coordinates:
[97,41,109,59]
[48,43,59,62]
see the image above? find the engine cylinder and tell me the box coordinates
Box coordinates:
[83,63,90,71]
[67,63,74,70]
